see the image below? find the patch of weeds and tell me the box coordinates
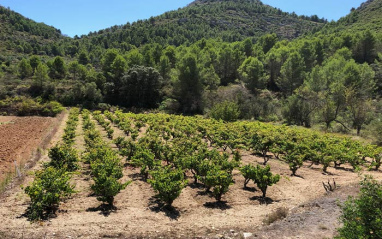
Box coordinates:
[262,207,289,225]
[318,224,328,230]
[0,172,13,193]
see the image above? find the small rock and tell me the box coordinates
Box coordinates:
[243,232,253,238]
[230,229,235,233]
[216,234,224,238]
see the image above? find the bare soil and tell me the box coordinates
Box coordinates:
[0,113,381,239]
[0,115,61,182]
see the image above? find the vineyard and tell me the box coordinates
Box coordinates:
[1,109,382,238]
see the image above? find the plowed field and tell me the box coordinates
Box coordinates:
[0,116,57,182]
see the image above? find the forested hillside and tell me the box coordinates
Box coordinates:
[1,0,382,141]
[75,0,324,49]
[0,6,65,57]
[323,0,382,33]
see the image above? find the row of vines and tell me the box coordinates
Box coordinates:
[102,110,382,203]
[24,108,80,221]
[109,111,382,174]
[23,108,382,221]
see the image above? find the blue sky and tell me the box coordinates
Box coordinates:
[0,0,366,37]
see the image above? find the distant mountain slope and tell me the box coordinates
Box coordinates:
[0,6,65,58]
[322,0,382,32]
[77,0,325,48]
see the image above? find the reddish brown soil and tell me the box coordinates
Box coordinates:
[0,113,381,239]
[0,116,59,182]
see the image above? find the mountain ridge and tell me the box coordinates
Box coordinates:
[75,0,325,49]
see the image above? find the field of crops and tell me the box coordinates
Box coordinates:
[1,108,382,238]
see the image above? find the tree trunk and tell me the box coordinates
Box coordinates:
[244,178,250,188]
[357,126,361,136]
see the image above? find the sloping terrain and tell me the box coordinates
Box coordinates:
[76,0,325,48]
[0,6,66,59]
[322,0,382,33]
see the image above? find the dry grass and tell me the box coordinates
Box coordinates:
[262,207,289,225]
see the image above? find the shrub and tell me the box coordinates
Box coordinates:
[201,165,234,201]
[263,207,289,225]
[283,151,304,176]
[249,132,274,164]
[90,149,130,206]
[42,101,64,116]
[254,164,280,198]
[240,164,257,188]
[148,166,188,206]
[83,144,109,164]
[336,176,382,239]
[0,97,63,117]
[106,127,114,139]
[24,167,75,221]
[131,146,159,179]
[47,144,79,171]
[209,101,241,122]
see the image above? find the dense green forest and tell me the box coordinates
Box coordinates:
[1,0,382,141]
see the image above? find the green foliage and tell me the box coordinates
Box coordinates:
[33,63,49,89]
[29,55,41,73]
[148,166,188,206]
[43,101,64,116]
[276,51,305,96]
[249,131,275,164]
[201,165,234,201]
[253,164,280,198]
[336,176,382,239]
[62,108,79,146]
[369,119,382,146]
[47,144,79,171]
[175,54,203,114]
[119,66,163,108]
[111,55,127,80]
[215,46,243,85]
[18,58,33,79]
[283,148,304,176]
[0,97,63,117]
[90,148,130,206]
[131,146,159,179]
[240,164,257,188]
[49,56,66,79]
[238,57,266,92]
[209,101,240,122]
[67,0,323,50]
[78,51,90,65]
[282,87,319,128]
[2,0,382,141]
[68,61,81,81]
[24,167,75,221]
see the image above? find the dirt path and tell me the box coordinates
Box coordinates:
[0,112,382,239]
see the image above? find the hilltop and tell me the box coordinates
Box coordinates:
[76,0,325,49]
[0,6,66,58]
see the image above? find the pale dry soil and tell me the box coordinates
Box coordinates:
[0,113,381,239]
